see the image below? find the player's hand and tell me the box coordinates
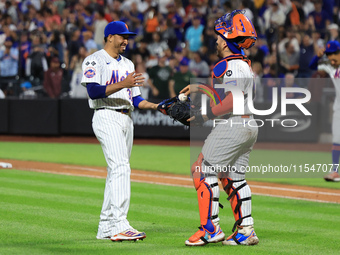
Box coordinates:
[122,72,145,88]
[317,48,325,58]
[152,87,159,96]
[187,115,208,122]
[180,84,199,96]
[188,105,209,126]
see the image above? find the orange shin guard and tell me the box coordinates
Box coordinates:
[196,181,213,227]
[192,153,220,229]
[221,178,252,231]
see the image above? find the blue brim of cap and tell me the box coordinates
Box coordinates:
[118,32,137,36]
[325,49,337,54]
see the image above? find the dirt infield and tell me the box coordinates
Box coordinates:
[2,159,339,204]
[0,135,333,151]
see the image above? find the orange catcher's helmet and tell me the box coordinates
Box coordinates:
[215,10,257,52]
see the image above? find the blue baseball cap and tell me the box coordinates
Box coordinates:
[104,21,136,37]
[179,58,189,66]
[20,81,32,89]
[325,40,340,54]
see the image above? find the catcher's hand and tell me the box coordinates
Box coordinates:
[189,106,205,126]
[157,96,190,126]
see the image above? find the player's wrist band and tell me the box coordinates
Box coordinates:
[206,106,216,120]
[133,95,145,109]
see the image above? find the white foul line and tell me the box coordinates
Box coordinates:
[15,164,340,204]
[250,184,340,197]
[63,165,106,172]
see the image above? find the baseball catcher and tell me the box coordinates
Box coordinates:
[182,10,259,246]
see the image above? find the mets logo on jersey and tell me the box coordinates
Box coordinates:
[335,68,340,78]
[84,67,96,78]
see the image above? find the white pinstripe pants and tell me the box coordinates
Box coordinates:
[332,110,340,143]
[92,109,133,237]
[201,116,258,226]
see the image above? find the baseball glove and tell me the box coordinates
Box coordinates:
[157,97,191,126]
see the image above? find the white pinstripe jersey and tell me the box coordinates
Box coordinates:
[318,63,340,112]
[221,59,255,115]
[81,49,141,110]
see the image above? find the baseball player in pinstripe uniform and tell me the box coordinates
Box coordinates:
[81,21,159,241]
[181,10,259,246]
[310,40,340,182]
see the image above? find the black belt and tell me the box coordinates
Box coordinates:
[95,108,130,114]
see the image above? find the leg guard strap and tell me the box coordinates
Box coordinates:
[234,197,251,214]
[200,236,209,244]
[203,173,218,177]
[232,233,241,244]
[210,182,219,188]
[227,182,247,201]
[211,215,218,220]
[211,198,224,209]
[222,178,244,193]
[209,183,221,219]
[232,215,252,232]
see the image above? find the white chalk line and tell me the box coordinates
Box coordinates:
[131,179,339,204]
[250,184,340,197]
[250,192,339,204]
[63,165,106,173]
[13,165,340,204]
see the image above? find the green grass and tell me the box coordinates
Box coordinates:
[0,141,340,189]
[0,169,339,255]
[0,142,190,175]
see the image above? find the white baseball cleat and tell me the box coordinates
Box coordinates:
[185,225,225,246]
[222,225,259,245]
[324,171,340,182]
[111,229,146,242]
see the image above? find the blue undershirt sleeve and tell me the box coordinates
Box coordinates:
[86,83,107,99]
[133,95,145,109]
[309,55,321,70]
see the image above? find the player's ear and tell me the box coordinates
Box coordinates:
[108,34,114,43]
[222,40,228,50]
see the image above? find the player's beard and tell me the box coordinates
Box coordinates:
[117,43,127,54]
[216,42,223,58]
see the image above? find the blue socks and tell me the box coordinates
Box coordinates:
[332,143,340,172]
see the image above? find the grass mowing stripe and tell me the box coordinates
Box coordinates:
[0,207,97,234]
[0,169,104,189]
[0,142,190,174]
[1,179,103,200]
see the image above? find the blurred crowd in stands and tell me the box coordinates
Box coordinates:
[0,0,339,102]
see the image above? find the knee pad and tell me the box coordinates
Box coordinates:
[220,178,252,231]
[191,153,204,189]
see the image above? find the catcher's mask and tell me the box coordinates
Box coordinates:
[214,10,257,54]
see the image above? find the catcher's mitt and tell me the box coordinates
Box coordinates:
[157,97,190,126]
